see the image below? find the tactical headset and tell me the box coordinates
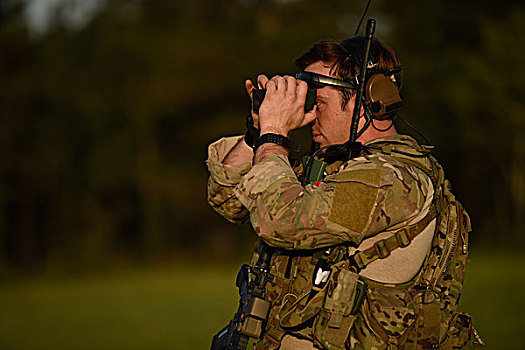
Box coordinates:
[339,36,403,121]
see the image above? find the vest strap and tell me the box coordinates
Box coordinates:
[350,210,436,271]
[256,320,286,349]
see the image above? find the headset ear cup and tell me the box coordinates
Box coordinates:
[365,74,403,119]
[370,101,381,114]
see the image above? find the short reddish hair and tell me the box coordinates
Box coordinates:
[295,38,402,110]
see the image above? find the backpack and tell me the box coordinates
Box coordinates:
[352,153,484,349]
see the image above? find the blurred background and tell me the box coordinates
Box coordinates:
[0,0,523,348]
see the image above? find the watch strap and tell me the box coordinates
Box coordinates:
[254,133,301,153]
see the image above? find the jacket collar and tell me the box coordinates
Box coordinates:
[364,134,433,156]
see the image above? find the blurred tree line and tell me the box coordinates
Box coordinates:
[0,0,523,272]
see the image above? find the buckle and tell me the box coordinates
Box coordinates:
[348,252,363,272]
[374,239,390,259]
[395,229,411,248]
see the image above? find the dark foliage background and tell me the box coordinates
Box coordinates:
[0,0,523,274]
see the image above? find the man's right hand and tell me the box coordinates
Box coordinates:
[222,76,271,167]
[245,75,271,130]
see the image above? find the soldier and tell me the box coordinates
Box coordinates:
[207,36,483,349]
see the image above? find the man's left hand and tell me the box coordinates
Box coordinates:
[259,75,317,137]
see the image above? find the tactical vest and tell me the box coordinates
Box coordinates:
[251,142,484,350]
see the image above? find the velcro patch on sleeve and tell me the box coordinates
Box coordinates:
[328,169,382,234]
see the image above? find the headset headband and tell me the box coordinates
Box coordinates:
[340,36,377,69]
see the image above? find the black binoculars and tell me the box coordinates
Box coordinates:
[251,71,357,114]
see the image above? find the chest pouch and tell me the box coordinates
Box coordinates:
[278,262,366,350]
[312,263,367,350]
[279,287,326,329]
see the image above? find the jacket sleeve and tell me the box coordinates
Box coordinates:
[233,155,431,250]
[206,136,252,223]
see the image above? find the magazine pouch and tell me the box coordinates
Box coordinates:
[312,264,365,350]
[440,312,484,349]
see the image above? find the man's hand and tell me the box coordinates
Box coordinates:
[244,75,271,130]
[249,75,317,165]
[222,78,269,166]
[258,75,317,137]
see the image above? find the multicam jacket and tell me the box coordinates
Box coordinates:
[207,134,483,349]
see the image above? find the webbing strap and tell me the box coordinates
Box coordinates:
[350,210,436,271]
[256,322,286,350]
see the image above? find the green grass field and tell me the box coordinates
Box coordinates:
[0,250,523,349]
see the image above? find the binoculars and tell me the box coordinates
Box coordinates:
[251,71,357,114]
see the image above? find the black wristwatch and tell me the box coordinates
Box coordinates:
[254,133,301,153]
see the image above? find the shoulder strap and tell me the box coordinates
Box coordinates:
[348,149,444,272]
[349,209,436,272]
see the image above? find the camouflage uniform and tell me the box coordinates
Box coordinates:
[207,134,483,349]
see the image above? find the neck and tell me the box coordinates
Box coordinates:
[357,119,397,144]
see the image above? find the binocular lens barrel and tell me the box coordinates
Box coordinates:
[252,88,317,114]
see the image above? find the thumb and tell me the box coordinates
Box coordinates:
[300,106,318,128]
[245,79,255,99]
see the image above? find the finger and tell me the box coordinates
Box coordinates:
[245,79,255,99]
[270,76,286,92]
[257,75,269,89]
[265,79,277,91]
[285,76,297,99]
[300,105,318,127]
[245,80,261,120]
[251,111,260,128]
[296,80,308,102]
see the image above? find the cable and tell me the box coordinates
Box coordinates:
[396,113,433,146]
[302,142,348,185]
[371,117,395,132]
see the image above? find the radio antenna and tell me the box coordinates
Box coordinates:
[354,0,372,35]
[347,18,375,160]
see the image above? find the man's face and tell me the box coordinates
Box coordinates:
[305,61,355,148]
